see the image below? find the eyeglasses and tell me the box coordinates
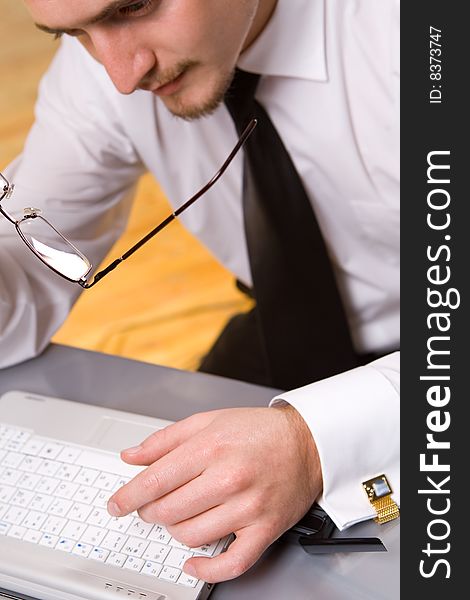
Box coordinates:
[0,119,256,289]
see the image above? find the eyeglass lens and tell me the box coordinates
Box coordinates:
[18,215,91,281]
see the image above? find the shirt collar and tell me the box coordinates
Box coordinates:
[237,0,327,81]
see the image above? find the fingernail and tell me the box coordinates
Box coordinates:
[107,501,121,517]
[123,445,143,455]
[183,563,196,577]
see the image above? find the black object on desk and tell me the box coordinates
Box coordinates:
[282,503,387,554]
[0,589,35,599]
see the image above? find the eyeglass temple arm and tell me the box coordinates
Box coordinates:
[79,118,257,289]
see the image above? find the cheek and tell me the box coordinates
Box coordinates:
[156,1,255,64]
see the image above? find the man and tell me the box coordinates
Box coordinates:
[0,0,400,584]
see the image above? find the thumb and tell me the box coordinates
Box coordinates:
[183,526,272,583]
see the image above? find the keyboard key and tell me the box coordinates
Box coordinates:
[37,460,61,478]
[7,525,27,539]
[122,536,149,558]
[30,494,53,513]
[0,521,11,535]
[41,515,67,536]
[112,477,131,493]
[48,498,73,517]
[39,443,64,460]
[57,446,82,464]
[3,452,23,469]
[142,560,163,577]
[22,438,45,457]
[39,533,59,548]
[0,485,16,503]
[61,521,88,541]
[72,542,93,558]
[81,525,108,546]
[0,428,16,445]
[123,556,145,573]
[101,531,128,552]
[159,565,180,583]
[8,430,31,448]
[128,519,154,539]
[5,431,30,452]
[94,472,118,491]
[165,548,194,570]
[107,515,134,533]
[17,473,41,491]
[4,506,28,525]
[36,477,59,495]
[75,467,100,487]
[191,541,219,556]
[148,525,171,544]
[22,510,47,530]
[3,469,23,486]
[142,541,170,563]
[55,464,81,482]
[178,572,199,588]
[10,489,34,508]
[73,485,98,505]
[89,546,110,562]
[56,537,75,552]
[86,508,111,528]
[55,482,79,500]
[23,529,42,543]
[67,502,93,522]
[92,490,111,509]
[18,456,43,473]
[106,551,127,568]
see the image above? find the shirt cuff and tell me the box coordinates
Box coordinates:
[270,361,400,530]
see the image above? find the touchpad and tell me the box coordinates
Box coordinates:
[87,417,159,453]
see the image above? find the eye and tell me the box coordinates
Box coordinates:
[118,0,154,17]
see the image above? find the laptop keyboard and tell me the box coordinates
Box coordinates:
[0,423,221,589]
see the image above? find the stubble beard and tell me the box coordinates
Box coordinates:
[159,64,235,121]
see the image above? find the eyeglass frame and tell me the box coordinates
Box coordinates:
[0,119,256,289]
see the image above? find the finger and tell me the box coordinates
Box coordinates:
[121,412,212,466]
[166,500,249,549]
[108,437,207,517]
[183,526,272,583]
[137,471,226,526]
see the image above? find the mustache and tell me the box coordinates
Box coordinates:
[139,60,198,90]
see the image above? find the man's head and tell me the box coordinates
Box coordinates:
[26,0,276,120]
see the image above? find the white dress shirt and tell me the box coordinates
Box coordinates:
[0,0,400,529]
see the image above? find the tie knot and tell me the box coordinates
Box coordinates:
[225,69,261,135]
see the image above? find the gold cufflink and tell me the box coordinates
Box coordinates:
[362,474,400,525]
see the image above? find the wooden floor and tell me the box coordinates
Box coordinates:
[1,2,252,371]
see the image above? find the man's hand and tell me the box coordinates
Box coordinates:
[107,405,322,583]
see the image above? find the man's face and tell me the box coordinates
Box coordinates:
[25,0,262,119]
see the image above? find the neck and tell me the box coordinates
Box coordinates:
[242,0,278,52]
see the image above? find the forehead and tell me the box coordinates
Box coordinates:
[25,0,116,28]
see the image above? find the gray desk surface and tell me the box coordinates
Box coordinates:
[0,344,399,600]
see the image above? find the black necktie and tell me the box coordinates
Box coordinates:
[225,69,359,390]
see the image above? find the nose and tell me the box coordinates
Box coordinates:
[88,29,157,94]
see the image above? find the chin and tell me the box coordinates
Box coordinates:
[163,96,222,121]
[163,70,234,121]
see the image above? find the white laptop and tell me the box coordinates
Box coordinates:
[0,390,232,600]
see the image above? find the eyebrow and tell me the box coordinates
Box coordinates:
[35,0,134,35]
